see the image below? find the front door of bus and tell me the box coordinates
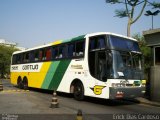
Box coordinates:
[89,50,107,82]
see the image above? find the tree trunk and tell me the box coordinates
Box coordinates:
[127,20,131,37]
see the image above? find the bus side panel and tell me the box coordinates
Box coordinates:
[56,60,83,93]
[41,60,71,90]
[10,72,19,85]
[10,62,51,89]
[28,62,51,88]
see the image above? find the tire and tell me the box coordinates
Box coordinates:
[23,77,28,90]
[17,77,23,89]
[73,82,84,101]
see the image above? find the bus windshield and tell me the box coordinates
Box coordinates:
[110,50,144,80]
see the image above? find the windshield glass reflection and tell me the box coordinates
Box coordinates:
[111,50,144,80]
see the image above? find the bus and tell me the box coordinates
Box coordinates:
[10,32,146,100]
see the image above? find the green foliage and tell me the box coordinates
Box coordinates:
[115,9,128,18]
[105,0,160,36]
[106,0,122,4]
[0,45,18,78]
[151,1,160,9]
[132,33,151,79]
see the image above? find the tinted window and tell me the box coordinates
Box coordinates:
[68,43,76,57]
[23,52,29,63]
[29,52,34,62]
[52,47,59,59]
[46,48,51,60]
[59,45,66,58]
[89,36,106,51]
[12,55,16,64]
[75,41,85,57]
[34,50,39,61]
[109,35,140,52]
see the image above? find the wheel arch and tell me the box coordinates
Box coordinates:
[23,76,28,83]
[23,76,28,90]
[70,78,84,93]
[17,76,22,84]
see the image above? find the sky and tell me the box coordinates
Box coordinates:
[0,0,160,48]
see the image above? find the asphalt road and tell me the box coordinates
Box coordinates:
[0,79,160,120]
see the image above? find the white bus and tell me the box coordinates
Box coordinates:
[10,32,146,100]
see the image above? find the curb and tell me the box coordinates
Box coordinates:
[136,97,160,107]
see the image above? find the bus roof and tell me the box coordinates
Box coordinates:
[86,32,137,41]
[13,32,137,55]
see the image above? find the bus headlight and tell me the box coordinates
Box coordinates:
[141,80,146,87]
[111,83,125,87]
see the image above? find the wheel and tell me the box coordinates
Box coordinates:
[23,77,28,90]
[17,77,23,89]
[73,82,84,101]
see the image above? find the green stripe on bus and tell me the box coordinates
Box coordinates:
[48,60,71,90]
[41,61,60,89]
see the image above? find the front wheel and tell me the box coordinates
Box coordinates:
[73,82,84,101]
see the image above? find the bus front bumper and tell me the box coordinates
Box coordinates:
[109,87,146,99]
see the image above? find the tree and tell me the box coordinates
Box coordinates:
[0,45,18,78]
[132,33,151,79]
[106,0,160,37]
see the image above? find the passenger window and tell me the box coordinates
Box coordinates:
[75,41,85,57]
[68,43,75,57]
[42,49,47,60]
[59,45,66,58]
[89,36,106,51]
[34,50,39,61]
[98,37,105,49]
[52,47,59,59]
[29,52,34,62]
[17,54,22,64]
[39,50,43,61]
[46,48,51,60]
[23,53,29,63]
[12,55,16,64]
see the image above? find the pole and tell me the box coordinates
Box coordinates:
[152,15,153,29]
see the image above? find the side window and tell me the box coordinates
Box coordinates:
[89,36,106,51]
[75,40,85,57]
[39,48,52,61]
[39,49,45,61]
[98,37,105,48]
[46,48,51,60]
[34,50,39,61]
[17,54,22,64]
[42,49,47,61]
[59,45,66,58]
[68,43,76,57]
[12,55,16,65]
[52,47,59,59]
[29,52,34,62]
[23,52,29,63]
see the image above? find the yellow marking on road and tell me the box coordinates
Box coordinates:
[0,89,30,93]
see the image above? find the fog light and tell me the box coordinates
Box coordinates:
[142,90,146,93]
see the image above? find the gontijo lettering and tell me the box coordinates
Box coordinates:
[22,64,38,70]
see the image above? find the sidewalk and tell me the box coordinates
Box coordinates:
[136,97,160,107]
